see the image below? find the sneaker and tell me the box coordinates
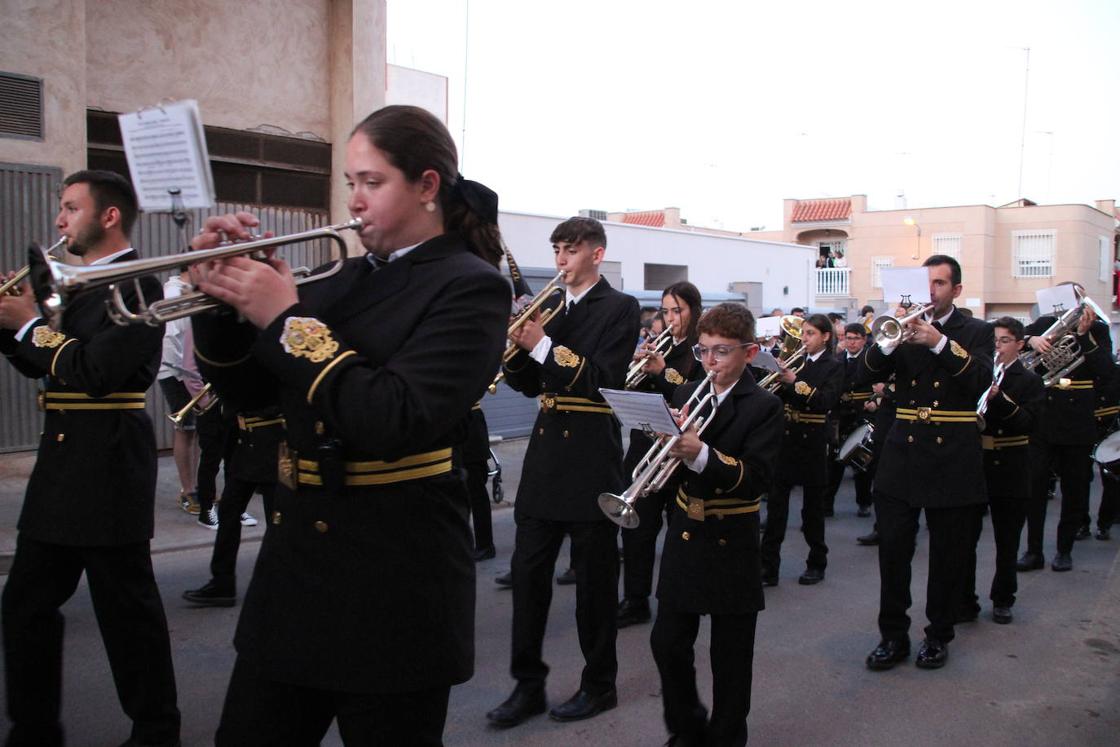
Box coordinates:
[179,491,200,516]
[182,581,236,608]
[239,512,258,527]
[197,506,219,530]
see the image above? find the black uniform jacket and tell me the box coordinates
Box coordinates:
[981,360,1044,498]
[775,351,844,487]
[227,405,285,485]
[656,372,784,615]
[192,233,510,694]
[0,250,163,546]
[834,347,876,434]
[623,336,702,477]
[503,277,640,522]
[857,308,993,508]
[1026,317,1114,446]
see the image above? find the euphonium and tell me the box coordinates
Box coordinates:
[488,271,566,394]
[870,302,936,351]
[626,327,674,390]
[1017,290,1105,387]
[0,237,68,296]
[598,370,720,528]
[758,315,805,392]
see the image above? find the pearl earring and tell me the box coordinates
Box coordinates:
[424,201,436,213]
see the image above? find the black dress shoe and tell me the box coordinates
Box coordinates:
[182,581,236,608]
[857,530,879,546]
[857,505,872,517]
[866,639,910,671]
[1074,524,1092,541]
[486,685,546,727]
[1051,552,1073,572]
[548,688,617,722]
[472,545,496,562]
[798,567,825,585]
[1096,526,1112,541]
[556,568,577,586]
[915,638,948,669]
[761,568,778,587]
[617,598,651,628]
[494,570,512,588]
[992,606,1013,624]
[1016,551,1044,571]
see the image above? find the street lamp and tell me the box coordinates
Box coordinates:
[903,216,921,260]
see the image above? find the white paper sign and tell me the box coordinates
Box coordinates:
[755,315,783,338]
[881,267,931,308]
[1035,285,1078,316]
[118,100,215,211]
[598,389,680,435]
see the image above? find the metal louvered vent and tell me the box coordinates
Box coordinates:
[0,72,43,139]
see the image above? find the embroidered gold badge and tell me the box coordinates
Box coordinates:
[280,317,338,363]
[664,368,685,385]
[950,340,968,359]
[31,326,66,349]
[794,381,812,396]
[716,451,737,466]
[553,346,580,368]
[686,498,706,522]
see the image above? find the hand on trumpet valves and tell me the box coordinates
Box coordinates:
[634,344,666,375]
[509,310,545,351]
[667,423,703,462]
[189,213,296,329]
[776,359,797,385]
[0,276,37,330]
[901,315,944,349]
[985,384,1000,401]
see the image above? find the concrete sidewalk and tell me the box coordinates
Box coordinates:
[0,437,529,574]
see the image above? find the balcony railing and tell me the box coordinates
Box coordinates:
[816,267,851,297]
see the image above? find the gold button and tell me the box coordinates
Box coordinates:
[272,511,282,525]
[715,488,723,495]
[936,436,943,444]
[932,400,939,408]
[718,538,728,546]
[785,430,790,436]
[803,434,808,439]
[682,531,691,541]
[933,381,940,389]
[909,400,916,405]
[907,435,914,443]
[994,460,1001,465]
[911,379,918,386]
[538,427,544,435]
[56,433,65,443]
[997,429,1003,435]
[314,520,328,533]
[315,421,325,435]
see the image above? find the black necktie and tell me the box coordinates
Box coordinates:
[932,320,944,332]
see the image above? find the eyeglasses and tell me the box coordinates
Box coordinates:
[692,343,753,361]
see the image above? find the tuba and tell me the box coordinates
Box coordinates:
[1017,288,1106,387]
[758,315,806,393]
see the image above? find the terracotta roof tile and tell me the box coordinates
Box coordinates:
[791,199,851,223]
[621,210,666,228]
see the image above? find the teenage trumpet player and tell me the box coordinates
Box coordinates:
[618,281,705,628]
[650,303,783,747]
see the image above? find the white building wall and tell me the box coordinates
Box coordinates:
[498,211,817,311]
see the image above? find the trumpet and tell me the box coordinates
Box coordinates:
[626,327,674,389]
[167,383,218,425]
[0,237,68,296]
[870,302,936,351]
[975,360,1006,430]
[758,315,806,392]
[598,370,721,528]
[488,271,566,394]
[31,219,362,329]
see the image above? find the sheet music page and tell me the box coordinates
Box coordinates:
[598,389,680,435]
[117,100,215,211]
[755,315,783,339]
[1035,285,1078,316]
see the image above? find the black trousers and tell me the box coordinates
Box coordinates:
[1097,464,1119,529]
[195,409,233,513]
[760,479,828,575]
[2,535,180,747]
[620,487,674,602]
[1025,441,1092,555]
[215,654,449,746]
[464,459,493,550]
[510,515,619,694]
[650,603,757,747]
[824,453,873,511]
[210,477,276,591]
[989,495,1026,606]
[875,492,975,644]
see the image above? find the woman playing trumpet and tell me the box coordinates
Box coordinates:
[649,303,783,747]
[618,281,704,627]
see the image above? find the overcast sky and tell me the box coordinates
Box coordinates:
[387,0,1120,232]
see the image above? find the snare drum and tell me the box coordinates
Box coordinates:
[837,422,875,472]
[1093,430,1120,478]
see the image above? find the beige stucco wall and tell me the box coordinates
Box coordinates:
[87,0,332,139]
[0,0,88,176]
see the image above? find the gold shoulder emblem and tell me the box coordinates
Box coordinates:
[950,340,968,359]
[553,345,580,368]
[31,326,66,349]
[664,367,685,385]
[716,451,737,466]
[794,381,812,396]
[280,317,339,363]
